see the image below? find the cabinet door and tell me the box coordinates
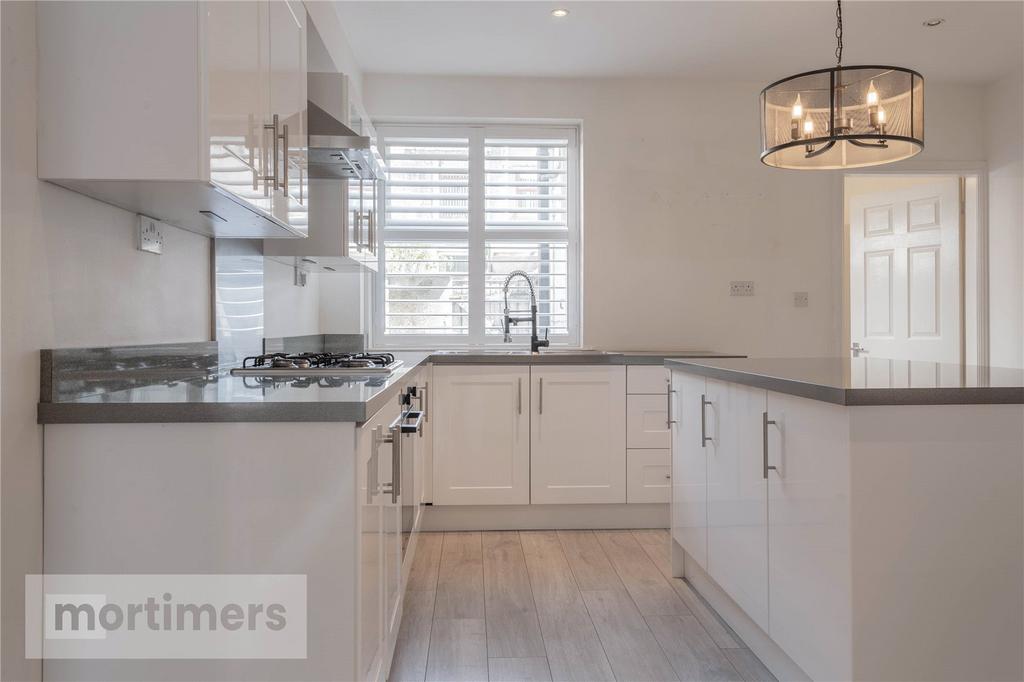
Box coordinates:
[379,422,402,668]
[531,366,626,504]
[206,1,272,214]
[706,380,769,631]
[671,371,708,569]
[627,394,671,449]
[358,416,384,681]
[627,449,671,503]
[767,392,852,682]
[267,0,307,228]
[432,366,530,505]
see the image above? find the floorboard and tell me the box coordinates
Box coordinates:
[389,589,435,682]
[425,618,488,682]
[519,531,615,682]
[595,530,691,617]
[556,530,624,591]
[580,589,680,682]
[488,657,553,682]
[645,614,743,682]
[434,532,485,620]
[482,531,546,658]
[408,532,444,592]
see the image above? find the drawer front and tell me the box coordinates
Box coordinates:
[627,394,670,448]
[627,366,669,394]
[627,449,671,503]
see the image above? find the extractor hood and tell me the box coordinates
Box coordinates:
[306,74,383,181]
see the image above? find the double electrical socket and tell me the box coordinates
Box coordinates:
[729,281,755,297]
[137,215,165,255]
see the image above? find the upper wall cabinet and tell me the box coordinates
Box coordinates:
[37,1,308,239]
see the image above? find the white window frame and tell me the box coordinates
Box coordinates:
[372,122,581,349]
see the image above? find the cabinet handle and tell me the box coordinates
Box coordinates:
[538,377,543,414]
[263,114,280,190]
[367,211,376,253]
[424,382,430,422]
[280,123,289,195]
[418,385,429,434]
[374,419,403,504]
[517,377,522,414]
[763,411,778,479]
[700,394,712,448]
[666,385,677,429]
[248,113,258,191]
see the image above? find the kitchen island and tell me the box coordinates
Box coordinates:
[666,357,1024,682]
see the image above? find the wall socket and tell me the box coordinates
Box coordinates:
[793,291,809,307]
[137,215,165,255]
[729,281,755,297]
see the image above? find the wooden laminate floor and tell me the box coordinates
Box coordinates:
[389,530,777,682]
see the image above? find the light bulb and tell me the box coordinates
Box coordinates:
[866,81,879,107]
[791,94,803,121]
[876,108,886,124]
[803,118,814,136]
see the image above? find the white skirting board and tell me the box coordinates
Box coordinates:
[421,503,669,531]
[673,540,811,682]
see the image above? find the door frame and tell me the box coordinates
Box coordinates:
[837,162,989,367]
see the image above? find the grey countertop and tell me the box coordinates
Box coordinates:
[38,349,742,424]
[666,357,1024,406]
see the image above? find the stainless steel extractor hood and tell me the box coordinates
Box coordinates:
[307,73,382,180]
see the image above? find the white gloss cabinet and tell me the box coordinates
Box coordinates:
[37,1,308,238]
[670,371,709,570]
[626,449,671,503]
[765,391,851,682]
[530,366,627,504]
[432,366,530,505]
[705,379,769,632]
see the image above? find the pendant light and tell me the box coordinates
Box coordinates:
[760,0,924,169]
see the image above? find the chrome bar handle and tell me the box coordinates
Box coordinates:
[700,394,712,448]
[763,412,778,479]
[666,381,677,429]
[538,377,543,415]
[390,418,402,503]
[263,114,280,190]
[367,210,376,253]
[279,123,289,195]
[424,381,430,422]
[517,377,522,414]
[416,386,428,436]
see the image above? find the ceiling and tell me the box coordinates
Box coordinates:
[335,1,1023,83]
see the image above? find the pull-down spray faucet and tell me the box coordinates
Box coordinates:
[501,270,549,354]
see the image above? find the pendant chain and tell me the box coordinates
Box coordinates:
[835,0,844,66]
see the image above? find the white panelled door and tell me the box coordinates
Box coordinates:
[432,365,530,505]
[531,366,626,504]
[850,178,961,363]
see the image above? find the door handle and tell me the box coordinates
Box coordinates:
[517,377,522,415]
[700,394,712,447]
[375,418,403,504]
[763,412,778,479]
[538,377,543,415]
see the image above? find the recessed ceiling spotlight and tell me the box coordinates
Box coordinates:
[923,17,945,27]
[551,8,569,18]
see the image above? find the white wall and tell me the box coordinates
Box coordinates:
[986,68,1024,369]
[364,75,990,355]
[1,3,212,679]
[263,259,321,338]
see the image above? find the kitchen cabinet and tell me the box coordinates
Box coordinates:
[670,371,709,570]
[670,371,850,680]
[705,379,768,632]
[626,449,671,503]
[626,394,671,448]
[432,366,530,505]
[531,366,626,504]
[766,391,851,681]
[37,0,307,238]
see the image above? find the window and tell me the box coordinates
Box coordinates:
[375,124,580,347]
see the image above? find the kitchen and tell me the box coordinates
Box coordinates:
[2,2,1023,682]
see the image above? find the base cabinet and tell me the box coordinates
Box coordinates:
[432,365,530,505]
[671,371,709,569]
[531,366,626,504]
[706,379,769,632]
